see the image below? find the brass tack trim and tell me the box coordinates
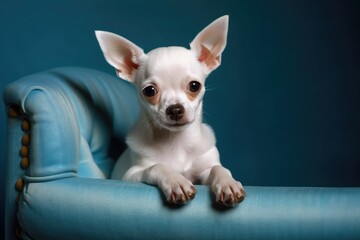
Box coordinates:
[22,134,30,146]
[20,157,30,169]
[21,119,31,132]
[15,178,24,192]
[8,106,20,118]
[19,146,29,157]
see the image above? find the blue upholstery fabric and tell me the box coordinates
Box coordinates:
[4,67,360,239]
[5,67,138,179]
[18,181,360,240]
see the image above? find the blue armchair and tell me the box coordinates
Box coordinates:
[4,67,360,240]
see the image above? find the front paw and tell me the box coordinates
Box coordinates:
[160,175,197,204]
[212,178,246,207]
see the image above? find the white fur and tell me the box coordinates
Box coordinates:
[96,15,246,206]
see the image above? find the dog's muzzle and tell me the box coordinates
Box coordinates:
[166,104,185,121]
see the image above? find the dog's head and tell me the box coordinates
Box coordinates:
[96,16,228,131]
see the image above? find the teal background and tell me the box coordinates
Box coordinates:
[1,0,359,235]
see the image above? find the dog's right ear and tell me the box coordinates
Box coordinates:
[95,31,145,82]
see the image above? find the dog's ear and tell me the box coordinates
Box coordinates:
[190,15,229,74]
[95,31,145,82]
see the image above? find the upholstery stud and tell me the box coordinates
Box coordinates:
[8,105,20,118]
[21,119,31,132]
[22,134,30,146]
[19,146,29,157]
[21,157,30,169]
[15,178,24,192]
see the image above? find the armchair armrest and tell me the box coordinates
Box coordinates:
[18,180,360,240]
[4,67,139,178]
[4,67,139,239]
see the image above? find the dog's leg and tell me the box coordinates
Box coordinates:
[125,164,197,204]
[206,165,246,207]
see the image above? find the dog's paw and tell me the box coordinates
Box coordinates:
[160,175,197,204]
[212,178,246,207]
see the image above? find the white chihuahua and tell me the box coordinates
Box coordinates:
[95,15,246,206]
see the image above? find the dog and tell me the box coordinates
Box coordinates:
[95,15,246,206]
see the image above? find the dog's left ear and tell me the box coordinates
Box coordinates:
[190,15,229,74]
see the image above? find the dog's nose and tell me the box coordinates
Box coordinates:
[166,104,185,121]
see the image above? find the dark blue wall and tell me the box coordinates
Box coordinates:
[1,0,359,235]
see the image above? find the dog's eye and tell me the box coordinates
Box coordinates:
[142,85,158,97]
[188,81,201,93]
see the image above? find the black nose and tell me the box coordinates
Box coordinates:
[166,104,185,121]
